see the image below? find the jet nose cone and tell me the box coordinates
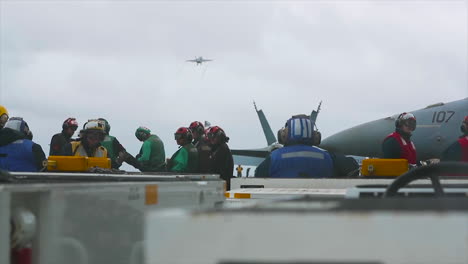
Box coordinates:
[320,119,394,157]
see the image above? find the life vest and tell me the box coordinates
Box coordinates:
[184,143,199,173]
[0,139,37,172]
[458,136,468,162]
[384,132,417,165]
[71,141,108,158]
[270,145,333,178]
[168,143,198,172]
[101,135,116,161]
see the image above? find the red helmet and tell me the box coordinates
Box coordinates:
[174,127,193,142]
[189,121,205,135]
[63,118,78,130]
[207,126,229,142]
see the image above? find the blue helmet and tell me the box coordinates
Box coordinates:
[285,115,314,145]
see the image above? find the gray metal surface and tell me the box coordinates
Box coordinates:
[146,198,468,264]
[230,177,468,190]
[1,172,225,264]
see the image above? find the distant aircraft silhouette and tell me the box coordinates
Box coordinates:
[186,56,212,65]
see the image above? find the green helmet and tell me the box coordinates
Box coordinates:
[135,126,151,141]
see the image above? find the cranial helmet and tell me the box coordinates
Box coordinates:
[174,127,193,142]
[207,126,229,142]
[461,115,468,134]
[395,112,416,130]
[84,119,105,133]
[62,118,78,130]
[135,126,151,141]
[189,121,205,135]
[98,118,111,134]
[5,117,32,139]
[0,105,9,128]
[285,115,314,145]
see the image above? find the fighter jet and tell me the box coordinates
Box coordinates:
[231,102,322,166]
[186,56,212,65]
[231,102,278,166]
[320,98,468,160]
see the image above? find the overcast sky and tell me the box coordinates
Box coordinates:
[1,1,466,169]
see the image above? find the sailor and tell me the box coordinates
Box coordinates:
[98,118,139,169]
[0,117,46,172]
[188,121,212,172]
[382,112,417,165]
[441,115,468,162]
[167,127,198,172]
[63,119,108,157]
[49,117,78,156]
[206,126,234,189]
[134,126,166,172]
[269,115,333,178]
[236,164,243,177]
[0,105,8,129]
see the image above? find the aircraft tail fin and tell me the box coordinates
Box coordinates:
[254,102,277,146]
[310,101,322,129]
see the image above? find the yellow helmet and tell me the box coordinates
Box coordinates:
[0,105,9,128]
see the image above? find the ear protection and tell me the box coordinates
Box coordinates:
[189,121,205,135]
[395,113,405,128]
[207,126,228,142]
[175,127,193,142]
[395,112,416,129]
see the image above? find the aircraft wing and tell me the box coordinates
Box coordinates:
[186,60,197,62]
[201,59,212,62]
[231,148,269,158]
[232,147,269,166]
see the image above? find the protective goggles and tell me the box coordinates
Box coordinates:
[402,119,416,130]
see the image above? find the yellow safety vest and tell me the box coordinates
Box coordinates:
[71,141,108,158]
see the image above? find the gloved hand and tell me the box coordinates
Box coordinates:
[116,151,126,166]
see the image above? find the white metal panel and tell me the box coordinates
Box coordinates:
[145,209,468,264]
[231,177,468,190]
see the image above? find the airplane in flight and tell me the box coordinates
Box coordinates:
[320,98,468,160]
[186,56,213,65]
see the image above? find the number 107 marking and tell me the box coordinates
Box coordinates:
[432,111,455,123]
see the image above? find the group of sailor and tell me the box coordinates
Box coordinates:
[1,104,467,186]
[0,105,235,188]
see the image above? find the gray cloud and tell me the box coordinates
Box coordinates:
[1,1,466,168]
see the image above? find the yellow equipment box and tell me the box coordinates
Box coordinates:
[47,156,111,172]
[361,158,408,177]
